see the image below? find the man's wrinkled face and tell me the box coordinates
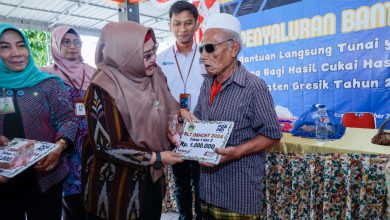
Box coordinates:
[199,29,236,76]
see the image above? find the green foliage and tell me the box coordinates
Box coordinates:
[22,29,52,67]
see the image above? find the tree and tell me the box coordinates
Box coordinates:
[22,29,52,67]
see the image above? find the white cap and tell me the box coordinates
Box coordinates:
[204,13,241,35]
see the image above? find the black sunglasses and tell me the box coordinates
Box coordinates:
[199,39,233,54]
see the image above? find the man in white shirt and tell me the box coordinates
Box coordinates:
[157,1,205,220]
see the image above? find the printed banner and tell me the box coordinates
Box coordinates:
[193,0,220,43]
[221,0,390,127]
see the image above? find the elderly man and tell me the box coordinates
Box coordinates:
[191,13,282,218]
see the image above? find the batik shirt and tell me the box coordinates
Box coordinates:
[62,84,88,196]
[0,78,77,192]
[82,84,162,220]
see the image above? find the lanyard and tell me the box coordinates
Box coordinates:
[173,44,197,93]
[62,69,86,93]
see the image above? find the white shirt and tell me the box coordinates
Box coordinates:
[157,43,206,112]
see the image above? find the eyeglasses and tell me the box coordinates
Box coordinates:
[61,39,82,48]
[199,39,233,54]
[144,43,159,61]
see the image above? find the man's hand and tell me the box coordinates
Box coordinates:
[35,142,64,172]
[215,147,242,164]
[199,162,215,167]
[200,135,280,167]
[199,146,242,167]
[0,136,9,146]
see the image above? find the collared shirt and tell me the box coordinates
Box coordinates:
[157,43,206,112]
[193,63,282,214]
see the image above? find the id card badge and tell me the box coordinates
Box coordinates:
[74,98,86,116]
[179,93,191,111]
[0,97,16,114]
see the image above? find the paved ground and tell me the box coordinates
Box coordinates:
[161,211,179,220]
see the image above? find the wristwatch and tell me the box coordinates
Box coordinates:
[153,152,163,170]
[58,138,68,150]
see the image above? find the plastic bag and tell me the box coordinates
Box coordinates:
[291,104,346,139]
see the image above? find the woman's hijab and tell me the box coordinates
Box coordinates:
[92,21,179,181]
[40,26,95,90]
[0,24,62,89]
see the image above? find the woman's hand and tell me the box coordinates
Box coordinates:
[0,136,9,146]
[35,141,64,172]
[0,175,8,183]
[161,151,183,165]
[150,151,183,166]
[0,137,12,179]
[167,123,183,147]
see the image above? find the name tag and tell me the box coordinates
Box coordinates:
[74,98,86,117]
[0,97,16,114]
[180,93,191,111]
[75,102,85,116]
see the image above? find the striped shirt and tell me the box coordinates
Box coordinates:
[193,63,282,214]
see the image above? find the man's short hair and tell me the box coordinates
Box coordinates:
[223,29,242,55]
[223,29,242,45]
[169,1,198,21]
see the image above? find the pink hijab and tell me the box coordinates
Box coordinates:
[41,26,95,90]
[92,21,179,181]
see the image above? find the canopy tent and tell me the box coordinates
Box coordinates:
[0,0,175,43]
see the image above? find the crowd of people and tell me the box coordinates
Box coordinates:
[0,1,281,220]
